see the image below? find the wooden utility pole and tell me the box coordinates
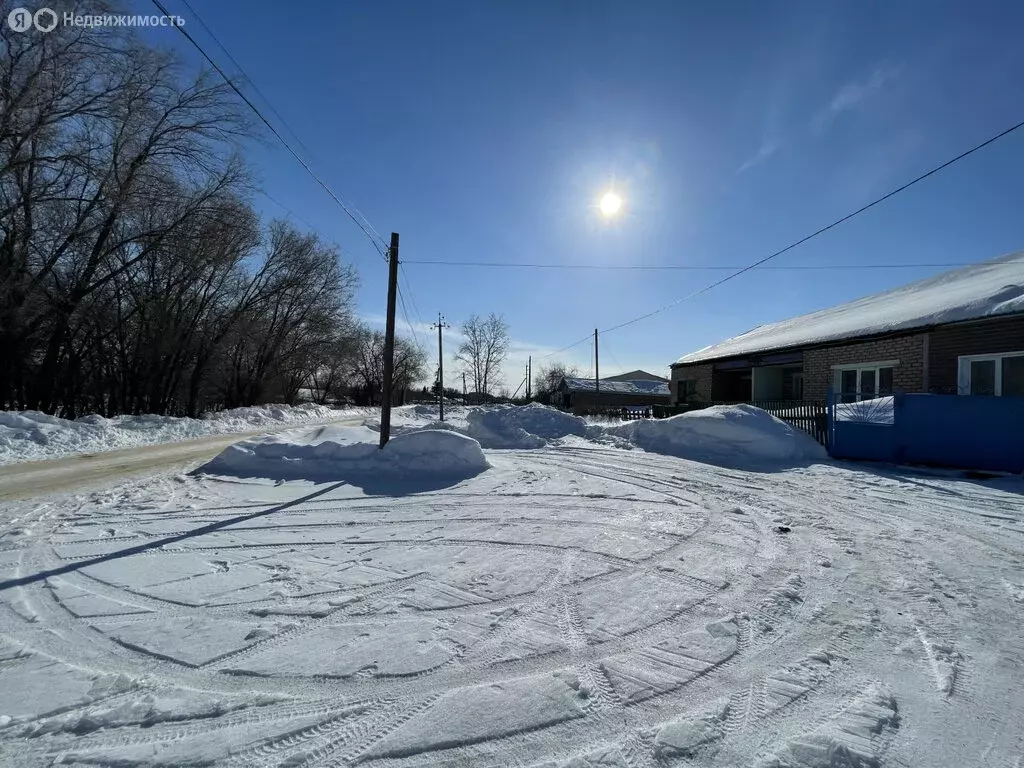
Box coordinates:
[462,372,467,404]
[379,233,400,448]
[594,328,600,410]
[527,356,532,400]
[431,313,450,421]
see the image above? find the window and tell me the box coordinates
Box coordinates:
[958,352,1024,396]
[833,361,897,403]
[677,379,697,401]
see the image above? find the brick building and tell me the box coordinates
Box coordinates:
[670,252,1024,404]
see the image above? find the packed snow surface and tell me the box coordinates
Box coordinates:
[677,250,1024,363]
[0,403,370,466]
[2,422,1022,766]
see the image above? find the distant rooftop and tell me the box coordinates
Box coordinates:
[601,369,668,383]
[675,251,1024,365]
[561,377,670,396]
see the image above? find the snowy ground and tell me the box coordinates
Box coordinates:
[0,404,378,466]
[1,407,1022,767]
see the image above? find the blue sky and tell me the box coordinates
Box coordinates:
[144,0,1024,391]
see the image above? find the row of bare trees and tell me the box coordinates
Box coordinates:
[0,4,423,417]
[455,313,510,396]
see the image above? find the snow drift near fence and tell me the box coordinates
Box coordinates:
[197,424,490,487]
[605,404,828,465]
[390,404,589,450]
[0,404,370,466]
[395,403,825,469]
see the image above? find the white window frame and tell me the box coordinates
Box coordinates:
[957,351,1024,396]
[832,360,898,402]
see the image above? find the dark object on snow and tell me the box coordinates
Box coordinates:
[962,470,1001,480]
[774,525,791,534]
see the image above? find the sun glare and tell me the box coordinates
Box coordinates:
[599,191,623,217]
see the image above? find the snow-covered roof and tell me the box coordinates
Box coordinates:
[561,377,671,397]
[601,369,668,383]
[675,251,1024,365]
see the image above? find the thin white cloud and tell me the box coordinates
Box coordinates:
[811,67,894,135]
[737,139,780,174]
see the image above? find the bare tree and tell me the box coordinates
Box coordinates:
[455,313,510,395]
[533,362,579,405]
[0,8,361,418]
[349,324,426,406]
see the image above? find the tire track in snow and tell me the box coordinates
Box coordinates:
[13,442,1012,766]
[311,694,443,768]
[207,571,430,671]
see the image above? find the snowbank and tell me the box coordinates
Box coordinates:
[0,404,369,466]
[606,404,828,465]
[462,404,588,449]
[197,424,490,486]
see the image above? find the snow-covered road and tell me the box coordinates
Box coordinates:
[0,418,366,502]
[1,441,1022,767]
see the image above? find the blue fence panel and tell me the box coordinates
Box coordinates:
[897,394,1024,473]
[829,422,899,463]
[829,390,1024,473]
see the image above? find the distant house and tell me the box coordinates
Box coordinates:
[600,369,669,384]
[670,252,1024,404]
[555,376,671,413]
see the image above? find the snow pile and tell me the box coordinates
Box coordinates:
[391,403,826,467]
[0,403,362,466]
[606,404,828,465]
[834,396,895,424]
[678,250,1024,363]
[463,404,589,449]
[198,424,490,483]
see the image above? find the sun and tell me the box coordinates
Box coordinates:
[599,191,623,217]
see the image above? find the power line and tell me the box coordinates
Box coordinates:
[152,0,389,261]
[257,190,331,241]
[178,6,390,250]
[601,339,627,377]
[592,116,1024,336]
[178,0,317,164]
[538,333,592,360]
[401,260,976,271]
[398,265,426,330]
[397,285,421,348]
[539,114,1024,354]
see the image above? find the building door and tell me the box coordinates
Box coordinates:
[791,372,804,401]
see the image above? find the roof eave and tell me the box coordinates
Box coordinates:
[670,310,1024,368]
